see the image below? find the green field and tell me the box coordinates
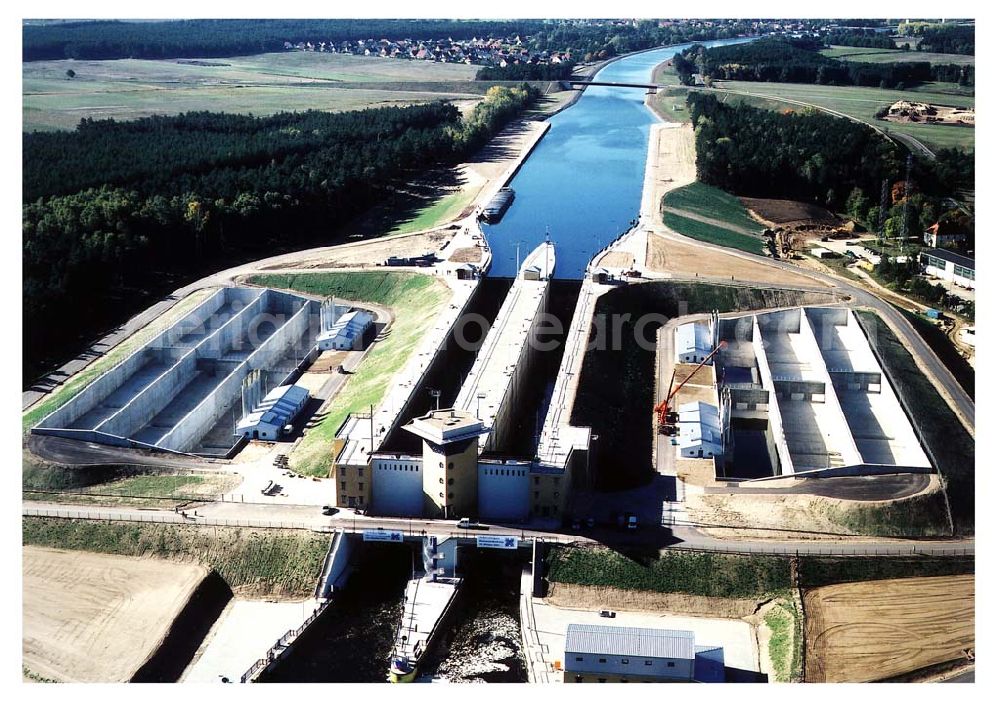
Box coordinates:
[820,45,976,66]
[765,600,803,683]
[247,271,450,477]
[21,287,216,434]
[23,473,242,508]
[547,545,793,599]
[712,81,974,152]
[661,182,764,255]
[23,53,483,131]
[23,518,329,597]
[386,189,476,236]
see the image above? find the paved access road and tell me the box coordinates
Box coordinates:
[23,502,974,557]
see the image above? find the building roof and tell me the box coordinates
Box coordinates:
[318,309,373,344]
[922,248,975,270]
[565,624,695,660]
[236,384,309,430]
[403,408,489,445]
[676,322,713,355]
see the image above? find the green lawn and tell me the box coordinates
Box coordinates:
[713,81,974,152]
[247,271,450,477]
[765,600,802,683]
[820,45,976,66]
[386,188,475,236]
[22,287,216,434]
[661,182,764,255]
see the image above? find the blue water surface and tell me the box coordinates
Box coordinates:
[483,39,749,278]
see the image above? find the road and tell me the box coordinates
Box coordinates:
[22,502,973,557]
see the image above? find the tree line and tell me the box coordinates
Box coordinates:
[901,23,974,55]
[23,19,548,61]
[475,62,574,81]
[23,85,539,380]
[824,30,898,50]
[675,38,974,89]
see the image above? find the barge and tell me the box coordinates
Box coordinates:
[481,187,515,223]
[388,574,463,683]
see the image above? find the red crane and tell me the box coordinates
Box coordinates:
[654,340,728,435]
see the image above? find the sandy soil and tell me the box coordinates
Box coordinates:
[642,125,828,289]
[260,229,453,270]
[646,231,822,287]
[595,250,634,268]
[23,546,208,683]
[740,198,840,226]
[448,246,485,263]
[673,363,715,387]
[804,574,974,682]
[547,582,764,619]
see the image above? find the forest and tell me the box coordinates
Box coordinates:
[904,24,975,55]
[823,31,898,49]
[22,19,547,61]
[23,85,538,380]
[675,38,974,88]
[475,62,574,81]
[687,92,907,210]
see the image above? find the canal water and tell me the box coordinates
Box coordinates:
[483,39,748,279]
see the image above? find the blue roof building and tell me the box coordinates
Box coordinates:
[236,384,309,441]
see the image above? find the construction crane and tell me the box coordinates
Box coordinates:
[654,340,728,435]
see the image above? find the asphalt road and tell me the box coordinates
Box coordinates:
[22,502,974,557]
[705,473,932,501]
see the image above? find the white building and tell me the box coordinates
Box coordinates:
[921,250,975,290]
[675,322,714,364]
[235,384,309,441]
[677,401,722,458]
[317,310,374,350]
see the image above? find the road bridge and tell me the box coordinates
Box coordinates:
[564,79,659,93]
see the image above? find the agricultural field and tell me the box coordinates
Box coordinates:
[22,518,330,598]
[23,473,243,508]
[820,45,976,66]
[661,182,764,255]
[23,52,483,131]
[711,81,974,152]
[23,546,208,682]
[803,574,974,682]
[248,271,450,477]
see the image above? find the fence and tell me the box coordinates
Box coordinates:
[22,507,974,558]
[240,599,331,683]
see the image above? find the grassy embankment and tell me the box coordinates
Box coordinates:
[898,307,975,399]
[23,518,329,598]
[764,599,803,683]
[857,310,974,534]
[23,473,242,508]
[247,271,450,477]
[661,182,764,255]
[23,53,483,131]
[21,287,216,434]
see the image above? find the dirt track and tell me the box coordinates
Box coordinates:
[22,546,208,682]
[804,574,974,682]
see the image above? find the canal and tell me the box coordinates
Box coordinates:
[482,39,748,279]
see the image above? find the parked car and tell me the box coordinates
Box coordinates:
[600,610,617,618]
[457,518,488,530]
[321,505,338,516]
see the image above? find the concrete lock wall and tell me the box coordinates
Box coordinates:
[95,350,200,438]
[157,301,313,452]
[478,462,531,521]
[162,288,230,346]
[372,456,424,516]
[752,316,795,476]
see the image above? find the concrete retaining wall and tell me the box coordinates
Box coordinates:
[371,455,423,516]
[478,462,531,521]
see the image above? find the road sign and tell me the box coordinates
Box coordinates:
[476,535,519,550]
[363,529,404,543]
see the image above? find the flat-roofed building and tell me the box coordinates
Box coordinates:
[317,310,374,351]
[921,249,975,290]
[563,624,724,683]
[236,384,309,441]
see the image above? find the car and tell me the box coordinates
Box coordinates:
[457,517,488,530]
[585,517,595,528]
[571,519,582,531]
[599,610,616,618]
[321,505,338,516]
